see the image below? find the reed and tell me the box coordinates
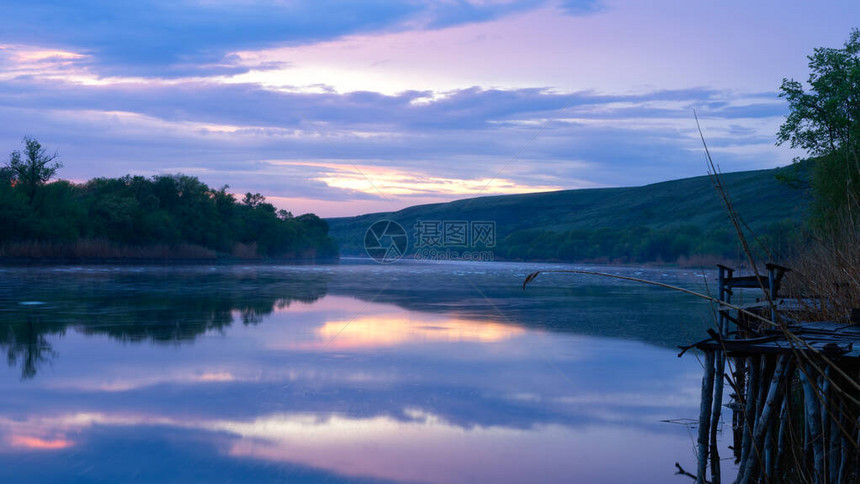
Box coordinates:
[782,217,860,324]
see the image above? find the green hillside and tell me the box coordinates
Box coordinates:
[327,167,809,263]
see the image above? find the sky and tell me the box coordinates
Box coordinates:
[1,1,857,217]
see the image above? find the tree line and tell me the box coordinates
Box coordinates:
[494,221,801,264]
[0,137,337,259]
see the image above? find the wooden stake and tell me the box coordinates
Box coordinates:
[801,363,824,483]
[738,354,791,484]
[757,355,774,417]
[732,356,746,463]
[697,349,716,484]
[820,371,830,483]
[774,379,790,482]
[710,349,726,484]
[739,357,761,473]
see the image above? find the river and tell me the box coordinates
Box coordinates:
[0,260,734,483]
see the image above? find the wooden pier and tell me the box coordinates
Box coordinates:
[685,264,860,484]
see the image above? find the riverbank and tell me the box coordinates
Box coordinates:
[0,239,337,264]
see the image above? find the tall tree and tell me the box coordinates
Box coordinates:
[7,136,62,204]
[777,29,860,226]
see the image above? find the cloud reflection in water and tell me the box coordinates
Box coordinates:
[0,264,719,482]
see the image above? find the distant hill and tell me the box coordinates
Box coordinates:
[327,167,809,263]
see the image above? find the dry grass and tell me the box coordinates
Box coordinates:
[782,219,860,324]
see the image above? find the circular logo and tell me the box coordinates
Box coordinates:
[364,220,408,263]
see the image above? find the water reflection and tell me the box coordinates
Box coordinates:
[1,263,712,379]
[0,262,720,483]
[286,302,525,351]
[1,266,329,378]
[4,320,56,380]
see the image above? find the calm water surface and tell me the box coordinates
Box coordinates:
[0,260,735,483]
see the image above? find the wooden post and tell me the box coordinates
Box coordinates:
[738,354,791,484]
[820,370,830,483]
[836,399,846,484]
[710,349,725,484]
[774,378,790,482]
[851,401,860,484]
[757,355,774,417]
[800,363,824,483]
[826,367,840,483]
[854,369,860,484]
[732,356,746,463]
[767,265,778,323]
[739,356,760,473]
[697,349,716,484]
[716,264,734,337]
[764,422,775,481]
[717,265,725,336]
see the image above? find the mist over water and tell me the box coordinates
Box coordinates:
[0,260,735,483]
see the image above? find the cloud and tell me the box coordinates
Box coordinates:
[0,61,791,216]
[0,0,410,76]
[0,0,599,78]
[0,73,782,132]
[2,0,834,218]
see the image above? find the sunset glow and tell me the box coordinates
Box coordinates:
[1,1,856,216]
[0,408,698,483]
[8,436,74,450]
[310,314,524,350]
[316,169,564,197]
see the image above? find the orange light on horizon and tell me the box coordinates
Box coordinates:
[8,435,74,450]
[316,171,561,197]
[266,160,566,194]
[13,49,86,62]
